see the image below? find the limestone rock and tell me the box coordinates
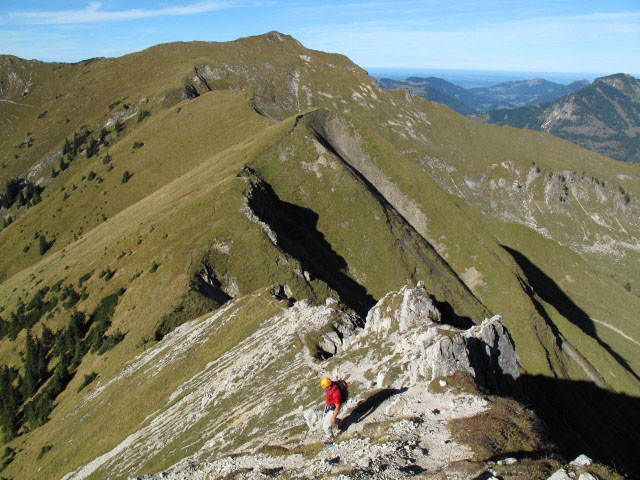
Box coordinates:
[354,283,521,394]
[424,331,474,379]
[570,454,593,467]
[548,469,572,480]
[577,473,598,480]
[464,315,521,394]
[364,281,440,337]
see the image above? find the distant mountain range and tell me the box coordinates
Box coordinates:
[479,73,640,163]
[375,76,588,114]
[469,78,589,109]
[376,73,640,163]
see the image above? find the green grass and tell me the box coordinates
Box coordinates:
[0,32,638,480]
[448,395,550,460]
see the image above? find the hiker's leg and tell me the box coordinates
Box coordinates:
[322,410,334,438]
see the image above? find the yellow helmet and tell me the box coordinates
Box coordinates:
[320,377,331,389]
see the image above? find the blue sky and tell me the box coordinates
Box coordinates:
[0,1,638,74]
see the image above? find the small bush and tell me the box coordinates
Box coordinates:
[121,171,132,183]
[0,447,16,472]
[38,235,52,255]
[136,110,151,123]
[132,141,144,149]
[78,271,93,286]
[87,171,96,181]
[97,330,124,354]
[85,137,98,158]
[77,372,97,392]
[37,111,48,119]
[149,261,159,273]
[98,127,109,145]
[37,444,52,460]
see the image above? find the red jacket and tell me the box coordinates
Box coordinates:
[325,383,342,406]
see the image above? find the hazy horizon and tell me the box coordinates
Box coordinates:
[365,67,622,88]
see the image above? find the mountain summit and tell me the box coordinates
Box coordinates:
[0,33,639,479]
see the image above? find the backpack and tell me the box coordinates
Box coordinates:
[335,379,348,404]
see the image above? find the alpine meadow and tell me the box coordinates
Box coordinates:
[0,32,639,479]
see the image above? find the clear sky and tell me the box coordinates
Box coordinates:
[0,1,638,74]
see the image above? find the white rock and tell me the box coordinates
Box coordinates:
[578,473,598,480]
[570,454,593,467]
[497,457,517,465]
[548,469,572,480]
[439,380,447,387]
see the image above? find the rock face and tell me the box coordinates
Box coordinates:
[349,282,520,395]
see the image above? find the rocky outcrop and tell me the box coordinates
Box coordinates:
[67,283,529,480]
[546,455,598,480]
[347,282,520,395]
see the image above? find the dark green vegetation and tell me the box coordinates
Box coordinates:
[0,32,638,479]
[0,177,42,211]
[0,278,123,439]
[480,73,640,163]
[76,372,97,393]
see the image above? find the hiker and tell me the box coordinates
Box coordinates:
[320,377,347,444]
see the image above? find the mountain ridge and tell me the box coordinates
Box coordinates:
[0,32,639,479]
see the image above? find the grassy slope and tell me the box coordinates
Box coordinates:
[338,89,640,378]
[0,32,638,478]
[380,98,640,388]
[414,105,640,283]
[0,104,488,480]
[0,90,273,280]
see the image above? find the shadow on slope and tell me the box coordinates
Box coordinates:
[523,374,640,478]
[340,388,408,433]
[502,245,639,383]
[244,170,375,317]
